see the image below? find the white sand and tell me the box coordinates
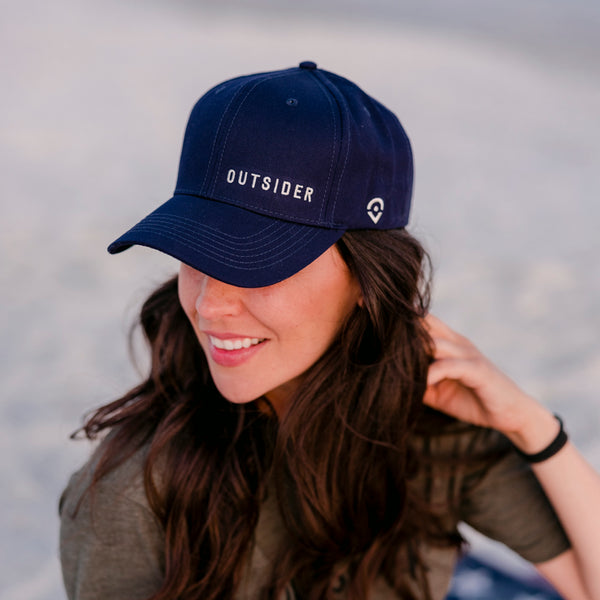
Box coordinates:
[1,1,599,598]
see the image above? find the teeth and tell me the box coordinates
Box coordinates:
[209,336,264,351]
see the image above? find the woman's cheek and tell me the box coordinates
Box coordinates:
[177,276,199,325]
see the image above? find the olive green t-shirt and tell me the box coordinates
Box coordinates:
[59,423,569,600]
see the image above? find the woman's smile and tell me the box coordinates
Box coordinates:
[178,246,362,412]
[207,335,266,351]
[204,332,268,367]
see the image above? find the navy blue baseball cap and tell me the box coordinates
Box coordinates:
[108,61,413,287]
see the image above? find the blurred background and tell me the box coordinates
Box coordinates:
[1,0,599,598]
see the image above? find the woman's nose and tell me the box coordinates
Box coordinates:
[194,274,245,320]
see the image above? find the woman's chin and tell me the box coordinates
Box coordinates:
[214,383,263,406]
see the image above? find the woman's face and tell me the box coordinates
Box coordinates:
[178,246,361,414]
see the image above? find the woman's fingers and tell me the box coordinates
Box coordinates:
[424,314,546,434]
[428,336,476,360]
[424,313,453,335]
[427,356,487,388]
[426,314,479,362]
[426,313,495,390]
[425,313,469,344]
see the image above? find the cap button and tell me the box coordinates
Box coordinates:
[299,61,317,70]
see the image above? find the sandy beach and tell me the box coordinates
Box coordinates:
[1,1,599,598]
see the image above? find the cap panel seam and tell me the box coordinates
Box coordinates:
[386,108,412,190]
[311,71,352,228]
[209,71,295,198]
[306,71,340,225]
[200,83,245,192]
[200,68,296,193]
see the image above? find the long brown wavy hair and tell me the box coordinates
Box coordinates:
[78,228,459,600]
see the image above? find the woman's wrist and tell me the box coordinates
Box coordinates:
[513,414,568,463]
[505,404,562,456]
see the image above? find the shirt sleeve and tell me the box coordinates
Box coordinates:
[59,444,165,600]
[458,427,571,564]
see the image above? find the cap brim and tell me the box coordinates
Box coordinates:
[108,194,345,288]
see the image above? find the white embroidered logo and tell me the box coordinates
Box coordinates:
[225,169,314,202]
[367,197,384,224]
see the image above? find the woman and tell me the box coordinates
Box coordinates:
[59,62,600,600]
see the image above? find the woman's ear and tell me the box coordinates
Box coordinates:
[357,295,364,308]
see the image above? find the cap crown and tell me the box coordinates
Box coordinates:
[175,62,413,230]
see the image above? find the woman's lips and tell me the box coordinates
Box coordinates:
[204,333,268,367]
[208,335,265,350]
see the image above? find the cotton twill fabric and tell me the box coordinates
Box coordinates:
[59,423,570,600]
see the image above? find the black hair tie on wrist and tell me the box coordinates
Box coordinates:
[514,414,568,463]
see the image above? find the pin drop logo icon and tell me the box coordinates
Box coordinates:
[367,197,384,224]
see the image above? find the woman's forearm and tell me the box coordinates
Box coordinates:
[506,405,600,599]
